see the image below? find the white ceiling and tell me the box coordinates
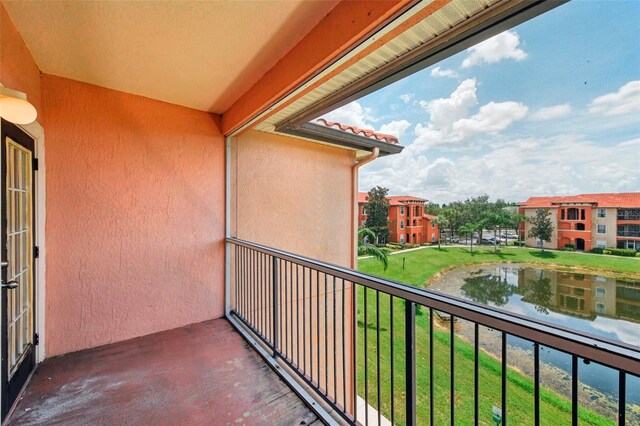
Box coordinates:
[4,0,339,113]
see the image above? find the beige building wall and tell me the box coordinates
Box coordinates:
[523,208,558,249]
[230,129,356,411]
[591,208,617,248]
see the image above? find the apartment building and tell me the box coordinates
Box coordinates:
[358,193,440,244]
[518,193,640,251]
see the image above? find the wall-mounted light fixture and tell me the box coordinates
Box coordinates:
[0,86,37,125]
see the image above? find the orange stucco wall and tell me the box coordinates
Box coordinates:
[0,2,42,120]
[231,130,356,409]
[232,130,354,265]
[42,75,225,356]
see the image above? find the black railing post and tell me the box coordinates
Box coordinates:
[272,256,279,358]
[405,300,416,426]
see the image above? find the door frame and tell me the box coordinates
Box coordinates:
[0,119,45,419]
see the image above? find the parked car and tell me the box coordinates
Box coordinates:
[480,237,496,244]
[501,233,518,239]
[446,236,459,243]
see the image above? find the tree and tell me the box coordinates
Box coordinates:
[459,222,480,253]
[527,208,554,251]
[461,273,514,306]
[510,213,527,242]
[431,216,448,249]
[357,228,389,270]
[482,212,501,252]
[364,186,390,244]
[441,208,460,245]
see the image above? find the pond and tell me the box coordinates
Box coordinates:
[429,263,640,420]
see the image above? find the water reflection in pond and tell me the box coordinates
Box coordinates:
[433,264,640,346]
[429,263,640,415]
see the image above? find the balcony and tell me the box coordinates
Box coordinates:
[7,319,318,425]
[6,238,639,425]
[617,231,640,238]
[225,238,640,425]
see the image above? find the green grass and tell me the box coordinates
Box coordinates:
[359,246,640,286]
[355,247,637,425]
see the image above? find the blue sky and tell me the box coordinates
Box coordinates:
[323,0,640,204]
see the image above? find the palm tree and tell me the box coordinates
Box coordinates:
[442,208,459,245]
[510,213,527,245]
[357,227,389,270]
[459,222,480,254]
[431,216,448,249]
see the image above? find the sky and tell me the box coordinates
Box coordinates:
[322,0,640,205]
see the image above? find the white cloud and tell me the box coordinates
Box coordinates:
[411,79,527,151]
[591,317,640,346]
[430,67,459,79]
[424,158,456,187]
[462,30,527,68]
[453,101,528,136]
[589,80,640,116]
[530,104,571,121]
[617,137,640,147]
[400,93,414,104]
[360,133,639,205]
[379,120,411,139]
[321,101,376,129]
[419,78,478,129]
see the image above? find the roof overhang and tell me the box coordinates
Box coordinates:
[278,122,403,157]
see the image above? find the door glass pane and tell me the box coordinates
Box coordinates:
[5,138,33,378]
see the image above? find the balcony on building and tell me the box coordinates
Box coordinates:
[1,1,639,426]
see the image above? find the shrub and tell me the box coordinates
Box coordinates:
[603,248,637,257]
[589,248,605,254]
[511,241,526,247]
[564,244,576,250]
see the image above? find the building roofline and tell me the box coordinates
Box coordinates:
[277,122,403,156]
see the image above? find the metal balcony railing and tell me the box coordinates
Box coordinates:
[617,214,640,221]
[617,230,640,237]
[226,237,640,426]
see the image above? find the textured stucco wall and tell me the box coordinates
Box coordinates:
[232,130,354,266]
[231,129,356,409]
[523,208,558,249]
[0,2,42,119]
[42,75,225,356]
[592,208,617,248]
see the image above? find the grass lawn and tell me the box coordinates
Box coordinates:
[359,246,640,286]
[355,247,637,425]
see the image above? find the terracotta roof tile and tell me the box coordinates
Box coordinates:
[423,213,437,220]
[519,193,640,208]
[358,192,426,206]
[316,118,399,144]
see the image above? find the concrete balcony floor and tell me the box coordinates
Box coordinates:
[7,319,319,425]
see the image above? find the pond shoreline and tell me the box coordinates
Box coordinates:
[425,259,640,287]
[426,263,640,424]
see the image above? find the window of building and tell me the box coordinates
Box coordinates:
[597,209,606,218]
[596,287,605,298]
[561,209,565,220]
[596,240,606,248]
[362,206,367,215]
[567,208,578,220]
[400,234,404,243]
[400,206,404,215]
[581,209,586,220]
[400,220,404,229]
[597,224,606,234]
[596,303,605,314]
